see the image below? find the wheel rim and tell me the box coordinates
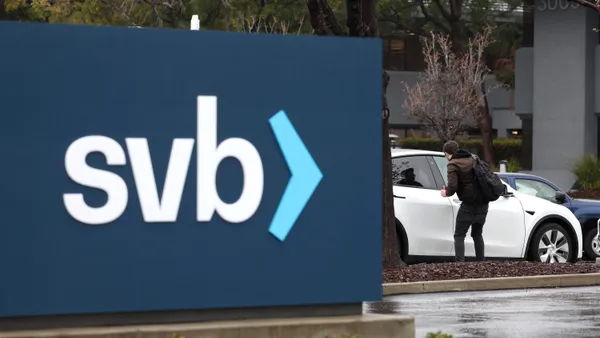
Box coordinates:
[538,229,569,263]
[592,233,600,256]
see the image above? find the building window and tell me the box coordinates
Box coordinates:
[508,129,522,138]
[383,37,406,71]
[383,35,425,71]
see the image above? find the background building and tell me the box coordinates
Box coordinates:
[386,1,600,190]
[515,0,599,190]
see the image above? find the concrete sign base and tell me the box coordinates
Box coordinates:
[0,315,415,338]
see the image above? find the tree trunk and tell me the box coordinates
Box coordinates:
[382,108,403,269]
[449,24,463,55]
[346,0,378,36]
[477,110,494,164]
[382,71,403,268]
[478,82,495,164]
[306,0,405,268]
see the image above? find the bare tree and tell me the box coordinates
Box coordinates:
[403,27,499,142]
[378,0,523,165]
[235,14,305,34]
[93,0,187,27]
[567,0,600,11]
[567,0,600,34]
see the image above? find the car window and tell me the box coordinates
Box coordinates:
[392,156,437,189]
[514,178,557,202]
[500,177,508,184]
[432,156,448,186]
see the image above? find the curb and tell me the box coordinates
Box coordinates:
[383,273,600,296]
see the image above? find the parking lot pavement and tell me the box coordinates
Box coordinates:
[364,286,600,338]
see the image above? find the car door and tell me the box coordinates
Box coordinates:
[393,155,454,256]
[432,155,526,258]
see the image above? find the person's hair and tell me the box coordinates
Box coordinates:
[442,141,459,155]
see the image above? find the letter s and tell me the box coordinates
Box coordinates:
[63,136,128,225]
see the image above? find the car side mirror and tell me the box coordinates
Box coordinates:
[555,191,567,203]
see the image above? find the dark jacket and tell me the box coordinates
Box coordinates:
[446,149,481,205]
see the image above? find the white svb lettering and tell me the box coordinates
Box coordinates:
[63,96,264,225]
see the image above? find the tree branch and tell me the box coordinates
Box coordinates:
[98,0,139,26]
[379,5,428,36]
[567,0,600,11]
[417,0,450,33]
[431,0,453,22]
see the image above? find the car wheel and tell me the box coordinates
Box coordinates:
[584,228,600,260]
[528,223,574,263]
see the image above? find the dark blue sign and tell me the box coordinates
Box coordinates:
[0,21,382,317]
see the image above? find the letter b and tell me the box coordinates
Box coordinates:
[196,96,264,223]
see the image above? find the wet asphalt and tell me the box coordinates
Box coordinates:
[364,286,600,338]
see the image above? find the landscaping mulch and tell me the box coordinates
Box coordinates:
[568,189,600,200]
[383,261,600,283]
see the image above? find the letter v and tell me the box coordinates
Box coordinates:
[126,138,195,222]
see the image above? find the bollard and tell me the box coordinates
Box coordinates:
[498,160,508,173]
[190,15,200,30]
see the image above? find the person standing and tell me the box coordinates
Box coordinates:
[440,141,488,262]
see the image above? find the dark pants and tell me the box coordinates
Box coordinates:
[454,203,488,262]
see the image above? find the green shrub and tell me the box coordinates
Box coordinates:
[572,155,600,190]
[426,331,454,338]
[506,157,520,172]
[397,137,522,163]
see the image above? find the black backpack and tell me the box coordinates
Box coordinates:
[471,154,506,203]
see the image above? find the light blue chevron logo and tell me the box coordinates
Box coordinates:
[268,110,323,242]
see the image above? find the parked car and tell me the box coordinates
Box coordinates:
[497,172,600,260]
[392,149,583,264]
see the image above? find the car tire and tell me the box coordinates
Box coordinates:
[528,222,575,263]
[583,228,600,260]
[395,220,409,263]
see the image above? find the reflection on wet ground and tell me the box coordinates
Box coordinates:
[364,286,600,338]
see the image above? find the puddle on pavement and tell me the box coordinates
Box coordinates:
[364,286,600,338]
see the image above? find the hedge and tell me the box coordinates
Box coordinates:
[397,138,522,162]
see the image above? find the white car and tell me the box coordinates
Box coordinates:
[392,149,583,263]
